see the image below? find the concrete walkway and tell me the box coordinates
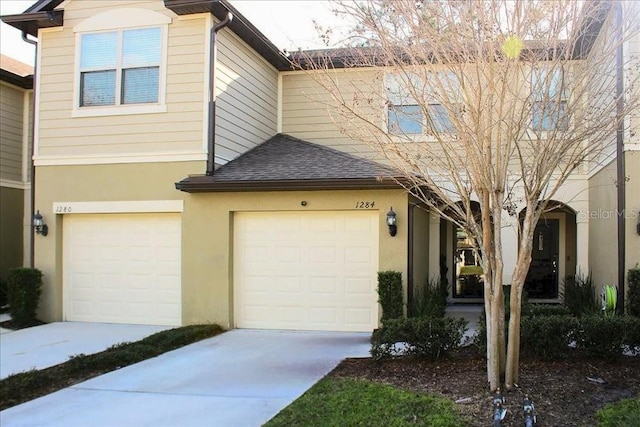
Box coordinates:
[0,321,172,379]
[0,329,370,427]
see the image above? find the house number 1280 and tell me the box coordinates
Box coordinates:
[355,201,375,208]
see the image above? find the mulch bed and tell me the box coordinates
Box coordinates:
[328,347,640,426]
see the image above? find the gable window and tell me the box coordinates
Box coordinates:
[80,27,161,107]
[531,67,568,131]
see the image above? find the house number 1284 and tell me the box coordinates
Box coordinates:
[355,201,375,208]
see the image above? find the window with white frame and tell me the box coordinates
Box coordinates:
[386,72,457,135]
[79,27,161,107]
[531,67,568,131]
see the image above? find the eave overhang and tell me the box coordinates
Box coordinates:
[0,69,33,89]
[175,177,405,193]
[1,10,63,37]
[164,0,292,71]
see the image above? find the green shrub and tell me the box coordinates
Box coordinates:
[7,268,43,326]
[576,315,640,359]
[377,271,403,320]
[411,276,448,319]
[371,317,467,360]
[520,315,579,360]
[628,266,640,317]
[562,272,599,316]
[523,304,571,317]
[596,397,640,427]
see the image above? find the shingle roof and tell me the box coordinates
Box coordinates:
[175,134,404,192]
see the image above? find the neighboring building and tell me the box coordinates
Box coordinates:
[0,54,33,280]
[1,0,637,330]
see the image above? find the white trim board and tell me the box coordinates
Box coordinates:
[53,200,183,214]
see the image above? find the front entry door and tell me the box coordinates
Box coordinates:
[524,219,559,299]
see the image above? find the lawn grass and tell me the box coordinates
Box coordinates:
[596,397,640,427]
[265,377,465,427]
[0,324,224,410]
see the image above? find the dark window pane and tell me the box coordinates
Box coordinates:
[81,70,116,106]
[122,67,159,104]
[388,105,422,134]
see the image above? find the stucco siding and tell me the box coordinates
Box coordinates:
[588,159,618,286]
[215,28,278,162]
[625,151,640,291]
[181,189,408,327]
[36,1,207,161]
[0,186,25,279]
[32,160,201,322]
[0,83,24,181]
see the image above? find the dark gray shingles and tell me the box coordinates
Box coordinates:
[210,134,399,182]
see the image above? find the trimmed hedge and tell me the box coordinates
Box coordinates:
[371,317,468,360]
[520,315,579,360]
[7,268,43,326]
[377,271,403,320]
[520,315,640,360]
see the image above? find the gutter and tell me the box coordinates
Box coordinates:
[21,31,37,268]
[206,11,233,176]
[615,3,625,314]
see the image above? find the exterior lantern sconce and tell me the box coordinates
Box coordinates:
[33,210,48,236]
[386,207,397,237]
[637,215,640,236]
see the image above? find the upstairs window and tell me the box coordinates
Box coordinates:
[386,72,457,136]
[80,27,161,107]
[531,67,568,131]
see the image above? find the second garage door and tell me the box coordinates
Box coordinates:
[63,213,182,326]
[234,211,379,332]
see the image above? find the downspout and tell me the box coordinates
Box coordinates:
[206,12,233,176]
[22,31,37,268]
[615,3,625,314]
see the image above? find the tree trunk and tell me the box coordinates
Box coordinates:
[504,207,535,389]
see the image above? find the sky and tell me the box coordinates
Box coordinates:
[0,0,343,66]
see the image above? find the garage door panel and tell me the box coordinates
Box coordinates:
[64,213,181,326]
[235,211,379,332]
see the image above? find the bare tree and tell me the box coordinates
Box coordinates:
[293,0,639,390]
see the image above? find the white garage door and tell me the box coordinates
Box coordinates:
[63,213,181,326]
[234,211,379,332]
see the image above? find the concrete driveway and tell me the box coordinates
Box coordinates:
[0,320,172,379]
[0,328,371,427]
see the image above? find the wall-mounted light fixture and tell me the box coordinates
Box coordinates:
[33,210,48,236]
[386,207,397,237]
[637,215,640,236]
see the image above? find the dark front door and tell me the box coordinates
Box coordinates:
[525,219,559,299]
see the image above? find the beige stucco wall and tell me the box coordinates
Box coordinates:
[181,189,409,328]
[32,161,199,322]
[625,151,640,292]
[411,204,431,293]
[0,186,25,279]
[588,159,618,286]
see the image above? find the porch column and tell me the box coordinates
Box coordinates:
[428,213,441,279]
